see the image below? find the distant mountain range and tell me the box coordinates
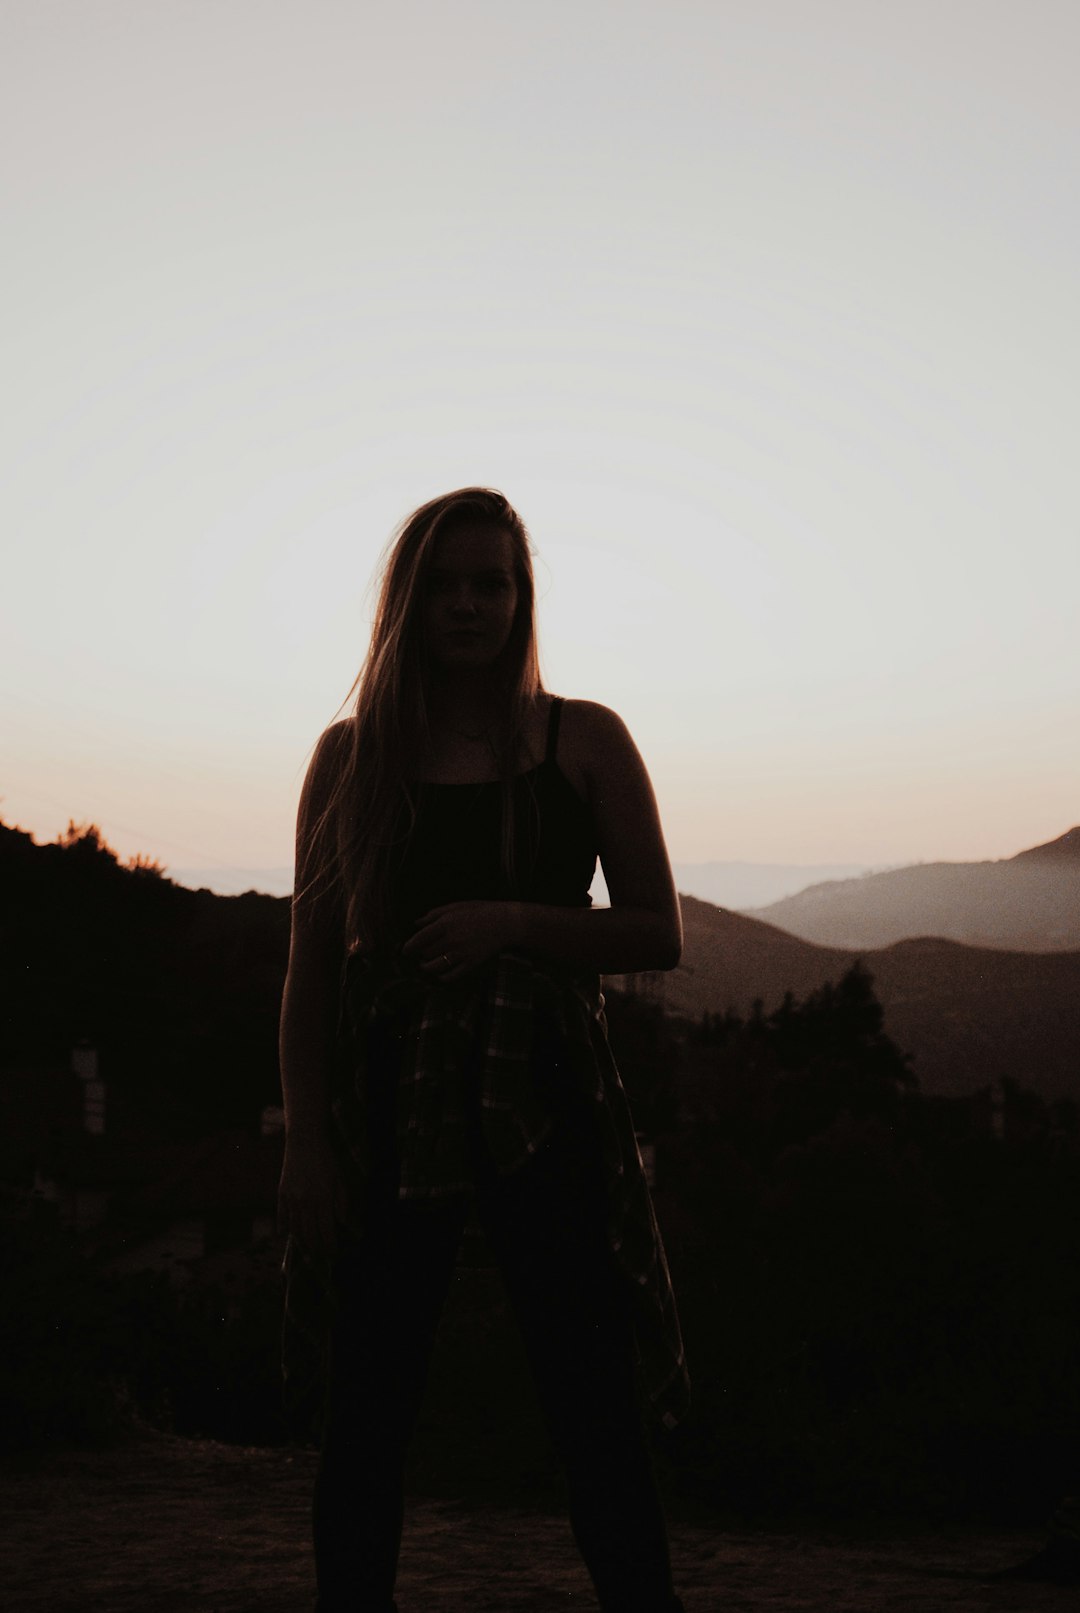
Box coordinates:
[654,894,1080,1101]
[174,827,1080,1102]
[177,828,1079,956]
[744,827,1080,952]
[173,859,873,909]
[671,860,869,909]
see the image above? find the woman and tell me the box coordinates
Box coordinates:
[278,488,689,1613]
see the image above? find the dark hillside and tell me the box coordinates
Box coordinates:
[670,895,1080,1100]
[5,822,1080,1520]
[0,821,289,1137]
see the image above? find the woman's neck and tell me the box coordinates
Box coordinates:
[427,671,509,735]
[412,678,536,781]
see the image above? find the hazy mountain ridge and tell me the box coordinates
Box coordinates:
[175,830,1080,923]
[175,859,875,910]
[1011,824,1080,861]
[670,859,869,909]
[665,893,1080,1100]
[743,826,1080,952]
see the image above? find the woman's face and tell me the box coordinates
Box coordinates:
[422,522,520,672]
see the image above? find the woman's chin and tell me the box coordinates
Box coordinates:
[433,643,503,672]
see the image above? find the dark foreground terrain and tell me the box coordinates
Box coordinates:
[1,1432,1072,1612]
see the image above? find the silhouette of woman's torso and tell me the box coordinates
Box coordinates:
[387,698,596,948]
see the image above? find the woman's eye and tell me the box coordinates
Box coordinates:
[426,573,510,597]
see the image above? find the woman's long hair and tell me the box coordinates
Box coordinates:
[300,488,544,951]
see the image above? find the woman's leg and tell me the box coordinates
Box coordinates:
[475,1114,680,1613]
[312,1190,467,1612]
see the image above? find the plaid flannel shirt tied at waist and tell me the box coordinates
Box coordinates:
[331,948,566,1199]
[283,949,690,1431]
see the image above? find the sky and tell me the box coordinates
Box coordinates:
[3,0,1078,891]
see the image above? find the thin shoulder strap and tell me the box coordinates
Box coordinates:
[545,696,564,766]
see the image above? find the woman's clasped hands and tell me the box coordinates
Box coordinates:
[402,899,521,984]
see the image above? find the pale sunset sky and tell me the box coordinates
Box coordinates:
[3,1,1078,892]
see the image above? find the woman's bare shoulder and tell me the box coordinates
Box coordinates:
[314,719,351,757]
[302,720,351,799]
[558,698,634,748]
[553,698,640,800]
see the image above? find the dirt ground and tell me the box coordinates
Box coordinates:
[1,1432,1072,1612]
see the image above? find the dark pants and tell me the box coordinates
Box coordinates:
[313,1056,679,1613]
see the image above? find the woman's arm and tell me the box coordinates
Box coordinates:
[405,701,682,980]
[277,723,350,1252]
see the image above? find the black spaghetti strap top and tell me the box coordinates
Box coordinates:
[387,697,597,943]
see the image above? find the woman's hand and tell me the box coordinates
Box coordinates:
[402,900,520,984]
[277,1128,351,1257]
